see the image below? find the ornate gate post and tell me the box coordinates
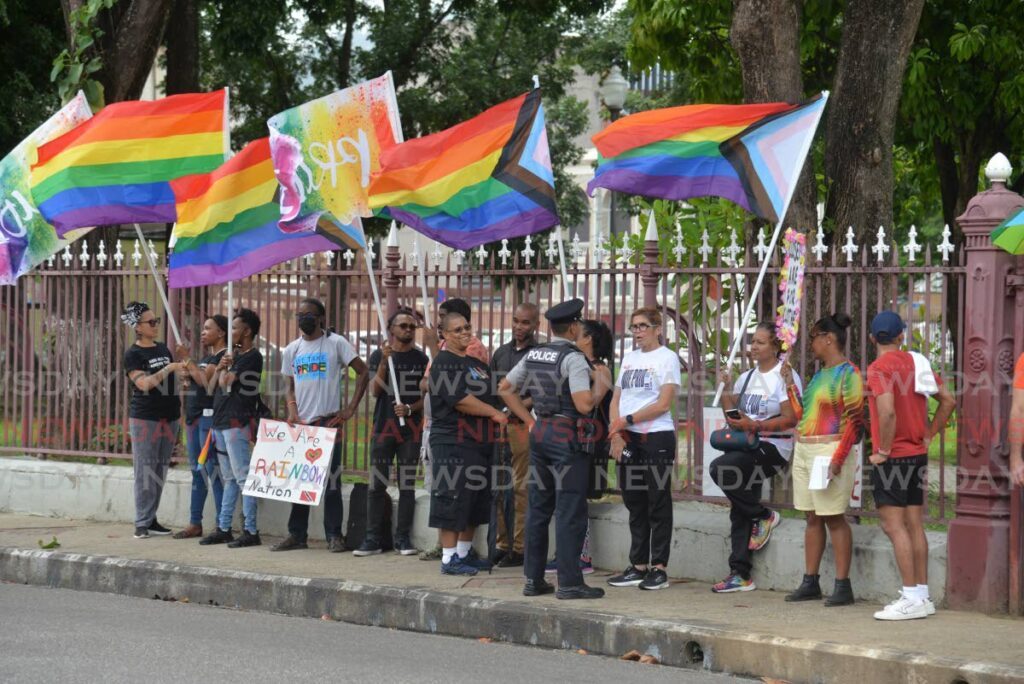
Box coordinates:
[641,215,660,308]
[947,153,1024,612]
[383,223,401,320]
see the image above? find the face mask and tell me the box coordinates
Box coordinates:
[298,317,319,335]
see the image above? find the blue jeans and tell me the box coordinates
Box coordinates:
[215,425,257,534]
[186,416,224,526]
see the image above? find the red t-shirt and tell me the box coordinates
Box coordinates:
[1013,353,1024,389]
[867,351,937,458]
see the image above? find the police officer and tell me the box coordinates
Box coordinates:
[499,299,604,600]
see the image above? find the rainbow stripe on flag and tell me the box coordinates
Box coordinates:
[367,89,557,250]
[991,206,1024,255]
[30,91,227,235]
[588,94,827,223]
[168,137,336,288]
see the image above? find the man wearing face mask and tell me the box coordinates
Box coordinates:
[271,298,370,553]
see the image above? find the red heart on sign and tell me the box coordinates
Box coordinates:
[305,448,322,463]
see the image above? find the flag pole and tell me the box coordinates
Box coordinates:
[415,234,434,329]
[361,218,406,426]
[554,225,572,301]
[134,223,182,345]
[712,91,829,407]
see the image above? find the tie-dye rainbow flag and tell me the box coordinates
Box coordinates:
[588,93,828,224]
[30,90,227,235]
[168,137,336,288]
[0,92,93,284]
[367,88,557,249]
[267,73,400,249]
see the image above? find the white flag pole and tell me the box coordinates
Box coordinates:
[712,92,829,407]
[415,234,434,329]
[134,223,182,345]
[554,226,572,301]
[361,218,405,426]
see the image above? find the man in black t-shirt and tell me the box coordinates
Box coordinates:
[200,308,264,549]
[353,308,429,557]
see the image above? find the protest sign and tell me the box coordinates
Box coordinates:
[245,419,337,505]
[775,228,807,353]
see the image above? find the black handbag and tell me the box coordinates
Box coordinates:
[710,369,760,453]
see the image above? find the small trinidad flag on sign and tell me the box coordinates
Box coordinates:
[299,490,317,503]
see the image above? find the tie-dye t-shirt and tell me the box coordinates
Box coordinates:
[789,361,865,466]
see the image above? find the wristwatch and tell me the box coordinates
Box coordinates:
[626,414,635,426]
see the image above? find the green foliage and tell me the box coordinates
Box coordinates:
[50,0,116,110]
[0,0,65,152]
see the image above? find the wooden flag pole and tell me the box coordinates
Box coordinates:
[134,223,183,345]
[359,218,405,426]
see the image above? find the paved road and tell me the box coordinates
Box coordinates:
[0,583,748,684]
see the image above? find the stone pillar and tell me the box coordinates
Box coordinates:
[383,223,401,321]
[947,153,1024,612]
[641,213,660,308]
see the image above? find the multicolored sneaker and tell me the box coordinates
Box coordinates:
[544,559,557,574]
[712,574,755,593]
[749,510,781,551]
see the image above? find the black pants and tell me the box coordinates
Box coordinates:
[617,430,676,568]
[366,428,420,543]
[708,442,787,579]
[287,420,343,541]
[524,418,590,588]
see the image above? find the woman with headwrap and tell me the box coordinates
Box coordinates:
[121,302,190,539]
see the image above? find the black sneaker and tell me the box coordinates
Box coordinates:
[497,551,524,568]
[199,529,234,546]
[227,531,262,548]
[148,521,172,536]
[607,565,646,587]
[395,536,418,556]
[523,578,555,597]
[639,567,670,591]
[270,535,308,552]
[556,584,605,600]
[133,527,150,540]
[327,536,347,553]
[352,541,383,557]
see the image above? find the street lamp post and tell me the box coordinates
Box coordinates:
[599,65,629,358]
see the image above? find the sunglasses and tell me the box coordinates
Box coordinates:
[141,317,161,327]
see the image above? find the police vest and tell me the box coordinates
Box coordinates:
[522,342,587,419]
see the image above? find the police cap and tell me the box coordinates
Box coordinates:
[544,298,584,325]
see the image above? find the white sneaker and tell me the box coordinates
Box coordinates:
[874,596,928,621]
[923,598,936,616]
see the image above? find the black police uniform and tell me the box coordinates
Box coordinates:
[521,299,594,591]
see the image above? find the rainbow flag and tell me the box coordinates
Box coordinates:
[588,93,828,223]
[367,89,558,250]
[991,206,1024,255]
[168,137,336,288]
[30,91,227,235]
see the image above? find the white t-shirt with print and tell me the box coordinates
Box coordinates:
[616,346,681,434]
[732,363,803,460]
[281,332,358,422]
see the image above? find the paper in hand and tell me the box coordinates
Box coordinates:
[809,456,833,490]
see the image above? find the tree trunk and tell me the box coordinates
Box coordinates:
[165,0,199,96]
[823,0,925,240]
[338,0,357,88]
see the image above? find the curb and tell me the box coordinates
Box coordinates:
[1,546,1019,684]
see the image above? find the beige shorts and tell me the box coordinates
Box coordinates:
[792,439,857,516]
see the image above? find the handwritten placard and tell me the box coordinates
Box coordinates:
[776,229,807,353]
[244,419,337,505]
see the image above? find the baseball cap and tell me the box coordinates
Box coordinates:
[870,311,905,344]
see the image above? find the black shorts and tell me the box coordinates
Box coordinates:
[428,441,492,531]
[871,454,928,508]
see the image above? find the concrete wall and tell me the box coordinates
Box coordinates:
[0,457,946,602]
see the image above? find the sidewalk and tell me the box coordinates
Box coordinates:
[1,513,1021,683]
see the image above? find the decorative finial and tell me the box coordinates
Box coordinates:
[985,152,1012,185]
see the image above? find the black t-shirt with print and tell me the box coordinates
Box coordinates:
[211,348,264,430]
[124,342,181,421]
[184,350,226,423]
[428,350,499,446]
[368,347,429,434]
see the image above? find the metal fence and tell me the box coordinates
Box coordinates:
[0,225,965,521]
